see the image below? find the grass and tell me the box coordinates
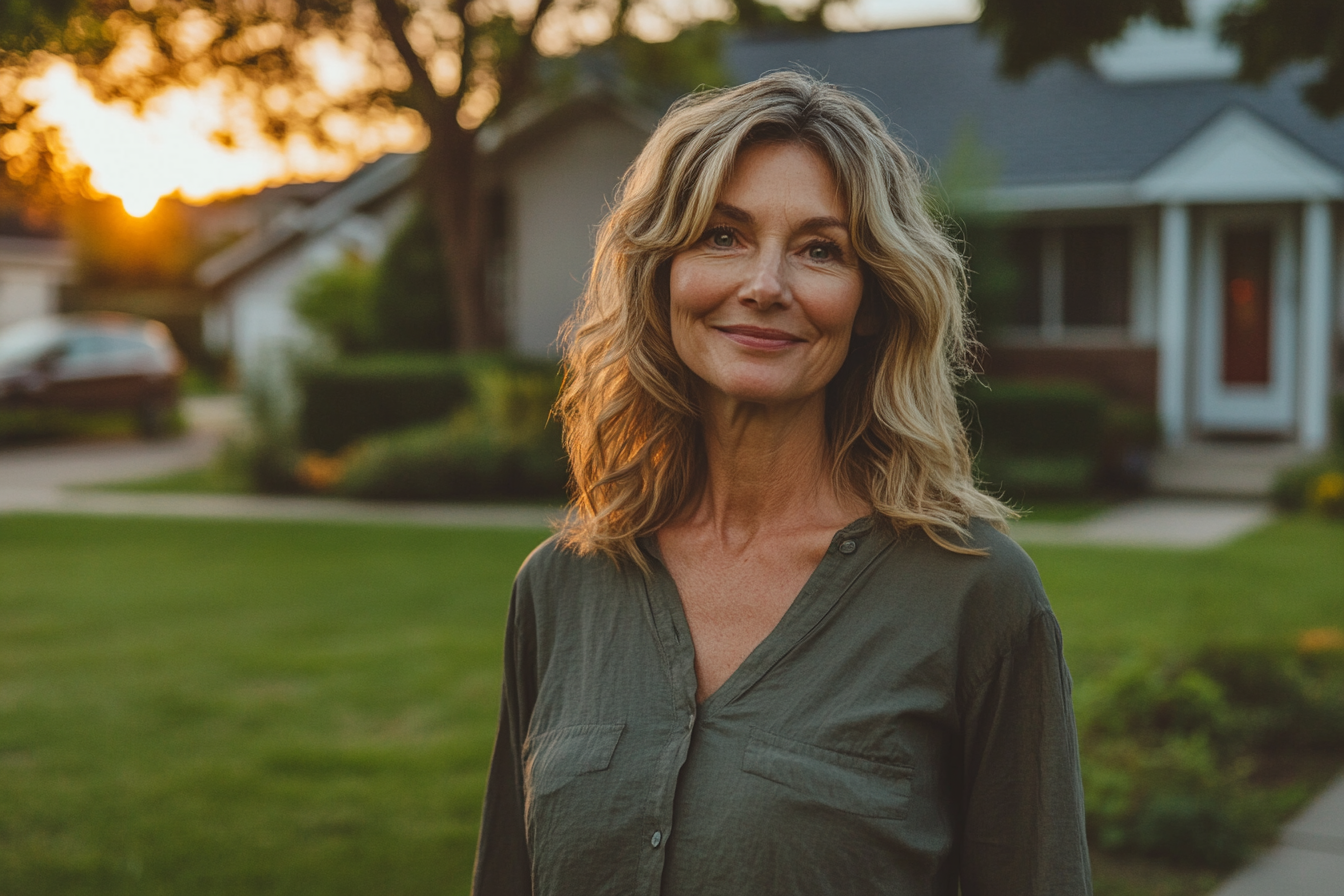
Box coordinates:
[0,513,1340,896]
[1013,498,1114,522]
[92,465,251,494]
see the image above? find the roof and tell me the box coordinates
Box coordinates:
[196,153,419,289]
[728,23,1344,189]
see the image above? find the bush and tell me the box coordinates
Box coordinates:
[1078,637,1344,868]
[292,201,453,355]
[0,405,185,444]
[217,388,304,494]
[369,202,454,352]
[297,354,473,453]
[293,255,379,354]
[336,360,565,501]
[1272,455,1344,517]
[961,380,1108,498]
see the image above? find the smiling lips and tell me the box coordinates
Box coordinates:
[715,325,805,350]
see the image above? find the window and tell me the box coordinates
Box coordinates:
[1063,226,1129,327]
[1004,225,1131,336]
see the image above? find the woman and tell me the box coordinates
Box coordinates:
[473,72,1091,895]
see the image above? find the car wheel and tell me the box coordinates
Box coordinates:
[135,399,174,439]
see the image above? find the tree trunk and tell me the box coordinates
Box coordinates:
[420,108,504,350]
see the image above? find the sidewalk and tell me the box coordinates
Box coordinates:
[1212,773,1344,896]
[1010,498,1272,548]
[1,487,559,529]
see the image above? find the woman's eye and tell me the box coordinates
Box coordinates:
[706,228,735,248]
[807,242,839,261]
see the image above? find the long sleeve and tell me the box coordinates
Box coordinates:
[471,584,537,896]
[958,609,1093,896]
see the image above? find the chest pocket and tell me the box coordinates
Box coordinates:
[742,727,913,820]
[523,723,625,798]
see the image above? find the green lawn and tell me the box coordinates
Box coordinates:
[0,514,1340,896]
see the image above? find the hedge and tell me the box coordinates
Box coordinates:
[297,354,473,453]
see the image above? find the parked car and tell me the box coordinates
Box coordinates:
[0,313,185,437]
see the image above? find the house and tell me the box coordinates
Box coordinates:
[196,153,420,392]
[730,20,1343,452]
[0,212,74,330]
[196,88,651,389]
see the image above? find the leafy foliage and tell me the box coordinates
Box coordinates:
[369,200,454,352]
[296,353,473,453]
[1078,640,1344,868]
[293,254,380,355]
[337,365,566,502]
[979,0,1344,117]
[293,201,454,355]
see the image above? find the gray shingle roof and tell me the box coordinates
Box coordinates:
[728,23,1344,186]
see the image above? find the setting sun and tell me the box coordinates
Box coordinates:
[15,55,426,216]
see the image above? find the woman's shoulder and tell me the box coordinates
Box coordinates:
[876,517,1055,664]
[512,533,634,605]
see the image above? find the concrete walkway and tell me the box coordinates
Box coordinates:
[1212,773,1344,896]
[3,487,560,529]
[1010,498,1273,548]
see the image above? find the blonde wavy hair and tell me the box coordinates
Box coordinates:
[556,70,1011,565]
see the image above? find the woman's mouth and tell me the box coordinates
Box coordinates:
[715,325,804,350]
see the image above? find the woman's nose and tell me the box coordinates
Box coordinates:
[738,249,790,309]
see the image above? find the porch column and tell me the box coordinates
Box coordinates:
[1157,204,1191,447]
[1300,200,1334,451]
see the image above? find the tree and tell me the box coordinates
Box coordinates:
[980,0,1344,117]
[1,0,831,350]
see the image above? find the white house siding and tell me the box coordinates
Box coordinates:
[505,113,649,356]
[0,237,74,329]
[207,197,416,395]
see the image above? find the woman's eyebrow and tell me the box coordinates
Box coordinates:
[711,205,849,235]
[799,215,849,234]
[713,203,753,224]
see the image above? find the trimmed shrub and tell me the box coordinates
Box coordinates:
[297,354,472,453]
[961,380,1108,498]
[337,360,565,501]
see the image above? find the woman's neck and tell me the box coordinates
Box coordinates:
[681,389,867,545]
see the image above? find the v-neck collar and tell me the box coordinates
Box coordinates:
[639,515,886,716]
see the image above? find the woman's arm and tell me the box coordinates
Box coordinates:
[959,608,1093,896]
[471,585,537,896]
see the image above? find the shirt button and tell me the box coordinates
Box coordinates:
[839,539,857,554]
[650,830,663,848]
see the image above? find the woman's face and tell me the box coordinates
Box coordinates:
[668,141,865,409]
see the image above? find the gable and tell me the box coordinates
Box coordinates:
[1137,107,1344,202]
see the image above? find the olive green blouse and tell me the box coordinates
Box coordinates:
[472,517,1092,896]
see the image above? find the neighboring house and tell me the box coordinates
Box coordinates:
[0,216,74,330]
[196,89,651,386]
[196,153,420,391]
[730,19,1344,451]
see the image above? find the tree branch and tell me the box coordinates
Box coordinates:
[494,0,557,108]
[369,0,452,114]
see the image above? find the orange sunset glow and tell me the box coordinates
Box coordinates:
[9,46,425,217]
[2,0,975,216]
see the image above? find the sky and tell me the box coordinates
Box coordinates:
[7,0,979,217]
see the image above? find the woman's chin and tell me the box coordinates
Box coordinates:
[705,377,821,409]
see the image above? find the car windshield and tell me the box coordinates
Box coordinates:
[0,318,62,366]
